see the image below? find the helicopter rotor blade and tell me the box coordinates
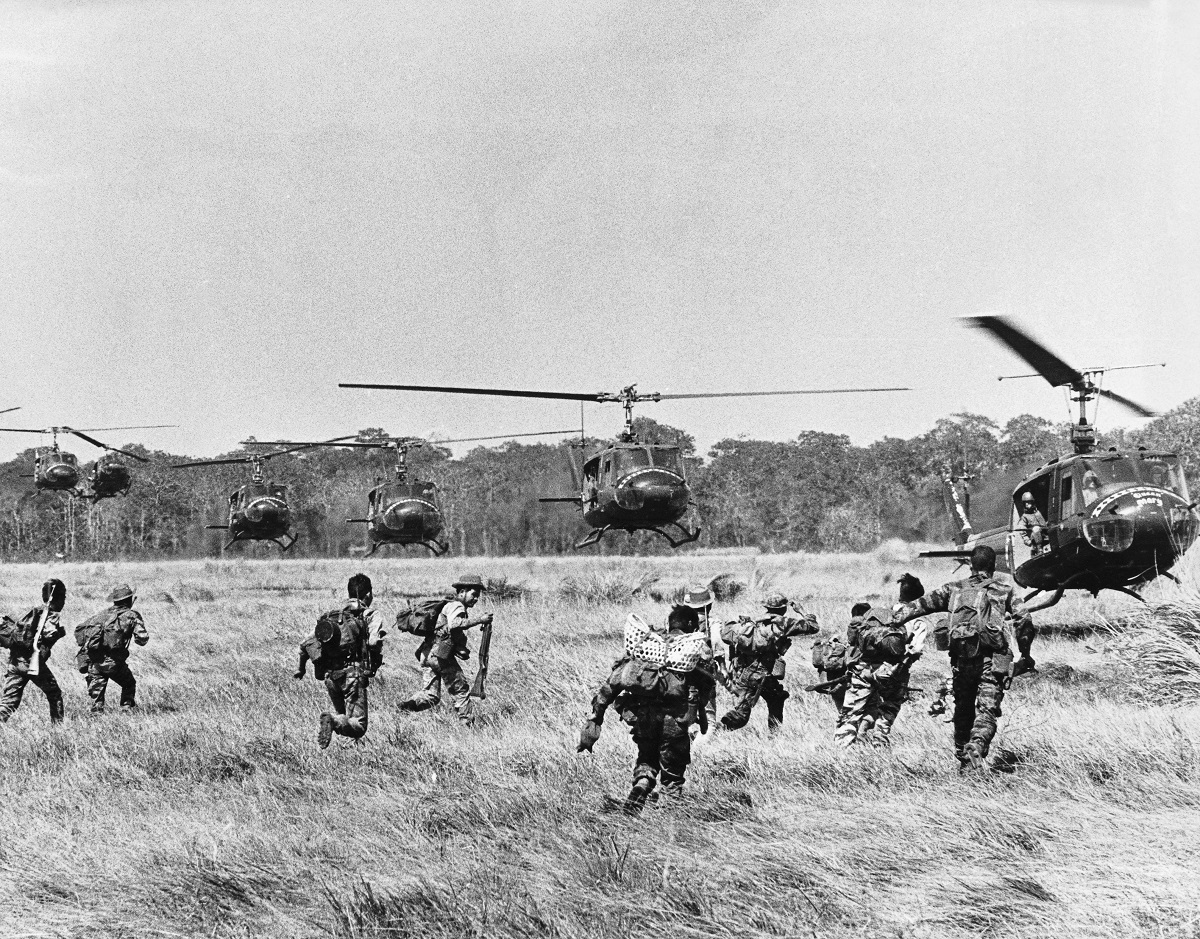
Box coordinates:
[243,439,383,449]
[427,429,581,445]
[70,424,178,433]
[340,382,599,402]
[0,427,47,434]
[656,387,909,400]
[64,429,151,462]
[1098,388,1158,419]
[964,316,1083,388]
[0,407,19,417]
[172,457,250,468]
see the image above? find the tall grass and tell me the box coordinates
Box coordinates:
[0,553,1197,937]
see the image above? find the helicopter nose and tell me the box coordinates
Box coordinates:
[384,502,426,535]
[618,472,689,513]
[246,500,285,525]
[47,465,79,486]
[1089,490,1194,555]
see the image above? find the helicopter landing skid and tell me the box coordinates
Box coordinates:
[1021,587,1065,613]
[1105,585,1148,605]
[575,526,611,549]
[422,540,449,556]
[647,522,702,549]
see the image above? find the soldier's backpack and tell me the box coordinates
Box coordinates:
[811,634,850,675]
[394,598,451,637]
[856,609,907,664]
[946,578,1009,659]
[74,610,129,660]
[0,609,41,651]
[316,606,368,668]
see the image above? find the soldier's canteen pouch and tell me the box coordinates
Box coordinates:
[990,651,1014,677]
[624,614,667,665]
[933,618,950,652]
[771,658,786,680]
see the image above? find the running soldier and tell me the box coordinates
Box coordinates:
[833,606,926,747]
[0,579,67,725]
[399,574,492,725]
[809,601,869,718]
[308,573,386,749]
[719,593,817,732]
[894,545,1033,771]
[75,584,149,713]
[677,585,720,728]
[578,611,713,813]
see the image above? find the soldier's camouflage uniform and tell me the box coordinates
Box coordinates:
[899,572,1033,766]
[0,608,65,724]
[77,607,149,713]
[588,633,715,800]
[720,609,817,732]
[834,609,914,747]
[322,601,385,741]
[401,599,476,724]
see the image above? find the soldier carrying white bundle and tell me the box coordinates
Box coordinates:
[578,609,715,814]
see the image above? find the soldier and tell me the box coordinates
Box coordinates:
[314,573,386,749]
[0,579,67,725]
[678,585,720,728]
[894,545,1033,771]
[1018,492,1048,553]
[810,601,869,717]
[833,606,926,748]
[75,584,149,713]
[719,593,817,733]
[578,611,713,813]
[399,574,492,725]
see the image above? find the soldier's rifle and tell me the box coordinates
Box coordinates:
[470,620,493,699]
[26,602,50,678]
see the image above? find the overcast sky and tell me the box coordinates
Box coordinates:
[2,0,1197,462]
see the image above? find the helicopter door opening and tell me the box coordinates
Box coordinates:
[1011,474,1052,568]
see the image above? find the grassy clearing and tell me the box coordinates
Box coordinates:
[1,548,1198,938]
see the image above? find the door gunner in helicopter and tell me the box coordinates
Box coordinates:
[1018,492,1047,554]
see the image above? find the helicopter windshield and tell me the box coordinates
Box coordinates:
[649,447,683,473]
[51,451,79,466]
[610,448,651,476]
[1078,457,1140,506]
[242,482,287,500]
[1139,455,1189,499]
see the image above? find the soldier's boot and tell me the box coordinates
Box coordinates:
[959,745,986,775]
[317,713,334,750]
[1011,656,1037,678]
[869,717,894,748]
[624,777,655,815]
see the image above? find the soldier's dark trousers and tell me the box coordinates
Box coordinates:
[0,665,64,723]
[951,660,1005,761]
[721,666,788,731]
[325,669,368,739]
[86,661,137,713]
[630,712,690,794]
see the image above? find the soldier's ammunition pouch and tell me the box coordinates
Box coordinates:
[932,619,950,652]
[990,652,1014,678]
[771,658,786,680]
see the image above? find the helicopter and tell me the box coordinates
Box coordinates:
[338,381,908,548]
[921,315,1198,610]
[171,443,323,551]
[1,424,175,502]
[245,429,580,555]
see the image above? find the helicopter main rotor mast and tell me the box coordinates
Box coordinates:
[966,316,1162,453]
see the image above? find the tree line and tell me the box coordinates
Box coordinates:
[2,398,1197,560]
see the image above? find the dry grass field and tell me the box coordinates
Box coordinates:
[1,545,1198,939]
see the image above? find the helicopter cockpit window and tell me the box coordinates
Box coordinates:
[1141,456,1188,498]
[56,452,79,466]
[611,448,651,476]
[1080,457,1139,498]
[649,448,683,473]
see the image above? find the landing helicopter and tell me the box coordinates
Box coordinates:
[1,424,175,502]
[245,429,579,555]
[922,315,1197,610]
[172,443,323,551]
[339,381,908,548]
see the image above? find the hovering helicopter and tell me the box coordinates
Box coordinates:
[245,429,579,555]
[921,315,1198,610]
[1,424,175,502]
[339,381,908,548]
[172,443,322,551]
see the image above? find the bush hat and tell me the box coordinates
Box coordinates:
[452,575,487,592]
[681,586,713,609]
[108,584,135,603]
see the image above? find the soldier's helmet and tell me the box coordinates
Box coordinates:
[1021,492,1035,505]
[764,592,788,612]
[107,584,135,604]
[681,586,713,609]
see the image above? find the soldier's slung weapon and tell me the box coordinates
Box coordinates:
[470,622,493,699]
[26,603,49,678]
